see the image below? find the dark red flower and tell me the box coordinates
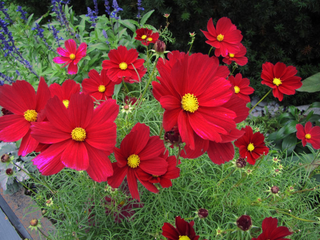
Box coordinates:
[222,43,248,66]
[136,151,180,188]
[164,126,181,148]
[124,96,137,105]
[252,217,293,240]
[261,62,302,101]
[31,93,119,182]
[201,17,243,57]
[102,45,146,84]
[135,28,159,46]
[104,196,143,223]
[107,123,168,201]
[162,216,199,240]
[237,215,252,231]
[234,126,269,165]
[0,78,51,156]
[296,121,320,149]
[53,39,87,75]
[228,73,254,102]
[49,79,81,108]
[198,208,208,219]
[82,69,116,103]
[153,51,248,164]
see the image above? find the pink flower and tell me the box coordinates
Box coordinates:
[53,39,87,75]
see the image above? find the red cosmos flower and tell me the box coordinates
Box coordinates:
[31,93,119,182]
[201,17,243,57]
[49,79,81,108]
[82,69,116,102]
[102,45,146,84]
[124,96,137,105]
[162,216,199,240]
[252,217,293,240]
[222,43,248,66]
[107,123,168,201]
[136,151,180,188]
[153,51,249,164]
[296,121,320,149]
[234,126,269,165]
[53,39,87,75]
[228,73,254,102]
[0,78,50,156]
[135,28,159,46]
[261,62,302,101]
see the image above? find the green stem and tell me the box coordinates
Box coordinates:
[38,227,52,240]
[291,184,320,194]
[277,210,318,223]
[122,79,130,93]
[218,168,236,186]
[159,125,163,138]
[14,163,55,194]
[136,60,158,107]
[208,46,213,56]
[249,89,272,114]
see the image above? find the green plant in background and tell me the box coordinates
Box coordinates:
[1,1,320,240]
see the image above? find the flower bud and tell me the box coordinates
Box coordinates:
[30,219,38,226]
[5,168,13,176]
[236,215,252,231]
[164,126,181,147]
[154,40,166,53]
[163,13,170,18]
[124,96,137,105]
[1,153,10,163]
[198,208,208,218]
[236,157,247,168]
[271,186,279,194]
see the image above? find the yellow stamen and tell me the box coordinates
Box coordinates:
[127,154,140,168]
[98,85,106,93]
[217,34,224,41]
[69,53,76,60]
[234,86,240,94]
[152,175,160,178]
[24,110,37,122]
[119,62,128,70]
[179,236,191,240]
[229,53,235,58]
[181,93,199,113]
[273,78,282,86]
[247,143,255,152]
[147,37,153,41]
[305,133,311,139]
[71,127,86,142]
[62,100,69,108]
[141,35,147,39]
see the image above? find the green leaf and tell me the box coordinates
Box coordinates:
[281,134,297,154]
[120,19,136,33]
[283,120,298,135]
[312,174,320,183]
[297,72,320,93]
[140,10,155,26]
[308,102,320,109]
[278,112,293,125]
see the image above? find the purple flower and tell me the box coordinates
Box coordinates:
[16,6,28,22]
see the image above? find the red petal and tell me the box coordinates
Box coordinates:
[67,62,78,75]
[18,130,39,156]
[31,121,70,144]
[65,39,77,53]
[61,141,89,171]
[139,157,168,176]
[207,141,234,164]
[162,222,180,239]
[107,163,128,188]
[127,168,140,201]
[35,77,51,112]
[68,93,93,128]
[138,136,165,160]
[85,144,113,182]
[0,115,30,142]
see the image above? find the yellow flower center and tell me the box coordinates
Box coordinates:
[71,127,86,142]
[119,62,128,70]
[62,100,69,108]
[305,133,311,139]
[179,236,191,240]
[69,53,76,60]
[127,154,140,168]
[217,34,224,41]
[152,175,160,178]
[234,86,240,94]
[229,53,235,58]
[98,85,106,93]
[141,35,147,39]
[147,37,153,41]
[247,143,255,152]
[24,110,38,122]
[273,77,282,86]
[181,93,199,113]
